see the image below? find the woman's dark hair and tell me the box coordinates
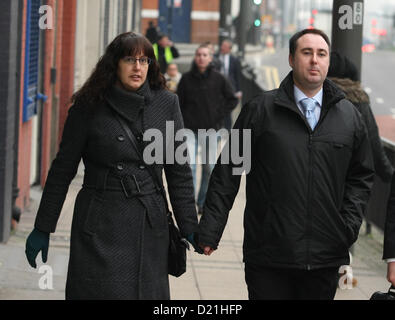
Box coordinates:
[71,32,166,105]
[289,28,331,57]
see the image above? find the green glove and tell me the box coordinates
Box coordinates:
[25,228,50,268]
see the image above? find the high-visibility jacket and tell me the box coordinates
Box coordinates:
[153,43,173,64]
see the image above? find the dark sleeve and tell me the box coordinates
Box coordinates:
[34,104,89,233]
[233,56,242,92]
[222,75,238,113]
[171,46,180,59]
[164,94,198,236]
[358,101,393,182]
[384,173,395,259]
[176,75,185,109]
[198,96,262,249]
[340,109,375,247]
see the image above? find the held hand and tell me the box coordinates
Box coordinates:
[186,233,204,254]
[387,262,395,286]
[25,228,50,268]
[200,245,215,256]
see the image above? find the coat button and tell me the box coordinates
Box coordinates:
[139,164,146,170]
[117,163,124,171]
[117,135,125,142]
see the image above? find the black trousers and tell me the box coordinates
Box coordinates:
[245,263,339,300]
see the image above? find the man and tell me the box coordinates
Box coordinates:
[215,39,242,130]
[145,20,159,44]
[198,29,375,300]
[164,63,182,93]
[384,173,395,287]
[177,44,238,215]
[153,33,180,74]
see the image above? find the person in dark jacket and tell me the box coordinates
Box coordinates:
[153,33,180,74]
[198,29,375,300]
[145,20,159,44]
[215,39,242,130]
[327,51,394,288]
[24,32,201,300]
[328,51,393,183]
[384,173,395,286]
[177,43,238,214]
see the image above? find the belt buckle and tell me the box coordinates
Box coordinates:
[120,176,131,198]
[132,174,141,195]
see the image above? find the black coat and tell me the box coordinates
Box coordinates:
[199,72,375,270]
[34,82,198,299]
[329,77,393,182]
[177,64,238,131]
[384,173,395,259]
[214,53,242,92]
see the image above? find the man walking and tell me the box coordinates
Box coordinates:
[153,33,180,74]
[215,39,242,130]
[198,29,375,300]
[177,43,238,215]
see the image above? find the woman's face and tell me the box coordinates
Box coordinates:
[117,52,149,91]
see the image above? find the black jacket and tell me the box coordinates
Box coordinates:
[214,53,242,92]
[199,72,375,270]
[177,64,238,131]
[384,173,395,259]
[329,77,393,182]
[34,82,198,299]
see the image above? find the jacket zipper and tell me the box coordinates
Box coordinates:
[306,132,313,271]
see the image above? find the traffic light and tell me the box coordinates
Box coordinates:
[309,9,317,29]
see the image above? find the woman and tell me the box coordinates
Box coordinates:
[25,32,199,299]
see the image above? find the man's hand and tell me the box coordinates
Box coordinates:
[200,245,215,256]
[387,262,395,286]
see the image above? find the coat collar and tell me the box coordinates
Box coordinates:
[105,81,152,123]
[274,71,345,113]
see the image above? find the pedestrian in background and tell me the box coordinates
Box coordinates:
[153,33,180,74]
[25,32,200,300]
[145,20,159,44]
[203,41,222,71]
[198,28,375,300]
[384,172,395,286]
[328,51,393,184]
[327,51,394,288]
[215,39,242,130]
[164,63,182,93]
[177,43,238,215]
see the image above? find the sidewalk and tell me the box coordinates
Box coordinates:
[0,162,391,300]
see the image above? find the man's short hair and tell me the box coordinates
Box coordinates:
[289,29,331,57]
[196,43,212,56]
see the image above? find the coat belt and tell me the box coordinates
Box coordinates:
[82,170,159,198]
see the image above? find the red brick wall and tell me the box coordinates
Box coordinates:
[17,0,31,210]
[40,0,57,186]
[57,0,76,147]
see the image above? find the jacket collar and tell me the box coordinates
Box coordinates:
[105,81,152,123]
[274,71,345,112]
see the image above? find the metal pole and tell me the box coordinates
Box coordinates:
[331,0,364,81]
[219,0,232,46]
[237,0,249,58]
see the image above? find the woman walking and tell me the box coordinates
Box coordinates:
[25,32,199,299]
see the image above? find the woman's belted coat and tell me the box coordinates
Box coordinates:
[34,82,198,299]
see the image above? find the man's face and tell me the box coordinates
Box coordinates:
[289,33,329,93]
[194,47,212,71]
[158,36,169,47]
[220,41,231,54]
